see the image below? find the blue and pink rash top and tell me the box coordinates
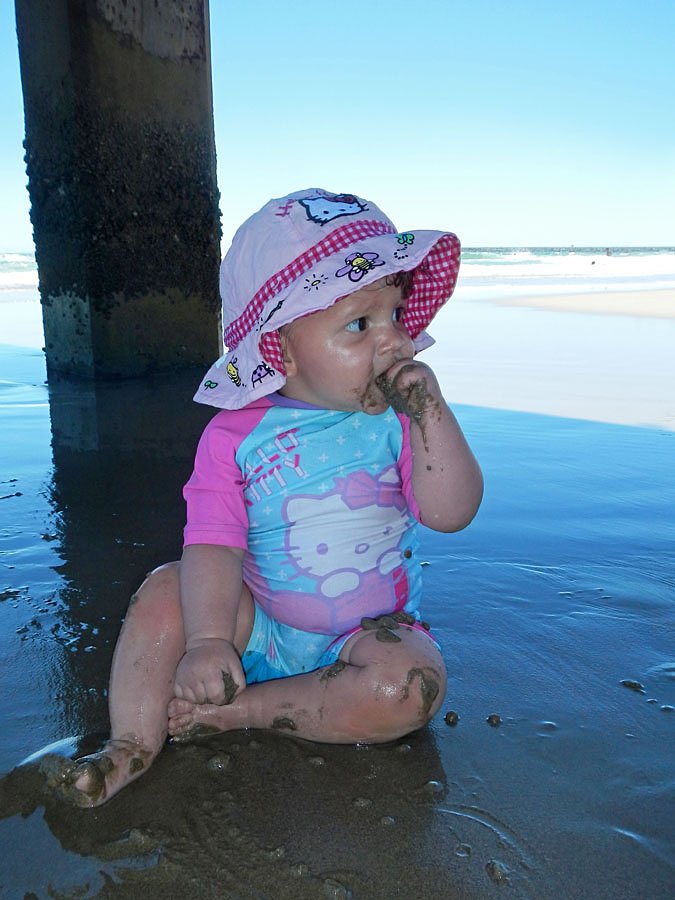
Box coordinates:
[183,393,424,637]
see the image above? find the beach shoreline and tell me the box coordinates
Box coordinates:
[2,284,674,432]
[424,286,675,432]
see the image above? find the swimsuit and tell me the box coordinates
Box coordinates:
[183,393,436,682]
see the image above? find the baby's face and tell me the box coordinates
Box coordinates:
[279,277,415,413]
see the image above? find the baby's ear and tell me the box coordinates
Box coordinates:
[278,327,298,377]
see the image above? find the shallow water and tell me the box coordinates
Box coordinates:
[426,298,675,429]
[1,344,674,898]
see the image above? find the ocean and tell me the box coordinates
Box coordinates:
[459,246,675,300]
[3,246,675,298]
[0,250,38,288]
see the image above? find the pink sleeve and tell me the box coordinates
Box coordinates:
[183,408,265,549]
[396,413,422,523]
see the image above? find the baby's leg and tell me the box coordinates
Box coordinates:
[59,563,253,806]
[168,623,446,744]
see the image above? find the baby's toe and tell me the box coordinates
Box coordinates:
[167,697,196,717]
[57,754,111,806]
[167,712,196,735]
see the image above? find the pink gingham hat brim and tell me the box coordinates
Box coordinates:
[195,189,460,410]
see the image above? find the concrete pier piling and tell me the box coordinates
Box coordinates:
[15,0,222,378]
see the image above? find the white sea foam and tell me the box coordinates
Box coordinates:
[0,270,39,292]
[458,251,675,300]
[0,251,39,293]
[0,252,35,265]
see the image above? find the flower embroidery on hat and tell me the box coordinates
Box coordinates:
[303,273,329,292]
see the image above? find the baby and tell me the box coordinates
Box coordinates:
[62,188,483,805]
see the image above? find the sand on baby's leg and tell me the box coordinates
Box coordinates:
[60,564,444,805]
[58,565,184,806]
[168,620,447,745]
[60,563,253,807]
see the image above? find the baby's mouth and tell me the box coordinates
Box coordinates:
[357,373,389,411]
[374,362,421,417]
[375,356,405,387]
[374,371,397,405]
[374,358,407,398]
[360,360,410,412]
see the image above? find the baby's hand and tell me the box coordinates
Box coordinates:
[173,638,246,705]
[376,360,444,426]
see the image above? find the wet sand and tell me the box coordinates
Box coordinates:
[486,288,675,319]
[425,287,675,430]
[1,294,675,898]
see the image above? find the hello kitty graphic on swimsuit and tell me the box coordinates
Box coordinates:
[256,466,414,633]
[183,395,423,635]
[283,467,409,597]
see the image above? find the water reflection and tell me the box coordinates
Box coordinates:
[44,369,213,734]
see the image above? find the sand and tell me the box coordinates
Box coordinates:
[424,287,675,431]
[486,288,675,319]
[1,290,674,898]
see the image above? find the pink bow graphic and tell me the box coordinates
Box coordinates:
[337,470,407,512]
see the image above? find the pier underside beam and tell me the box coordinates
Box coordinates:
[15,0,221,378]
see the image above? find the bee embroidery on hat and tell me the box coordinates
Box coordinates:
[226,358,242,387]
[299,193,366,225]
[335,251,386,283]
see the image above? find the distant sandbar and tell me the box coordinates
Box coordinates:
[481,289,675,319]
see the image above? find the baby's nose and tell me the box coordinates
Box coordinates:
[379,321,412,356]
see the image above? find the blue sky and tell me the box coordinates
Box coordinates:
[1,0,673,250]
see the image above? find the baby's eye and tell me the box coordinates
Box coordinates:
[345,317,368,333]
[393,307,406,322]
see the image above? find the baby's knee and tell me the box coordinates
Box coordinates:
[128,561,181,627]
[384,658,445,731]
[352,648,447,742]
[396,660,447,725]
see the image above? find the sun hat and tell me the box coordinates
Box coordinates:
[195,188,461,410]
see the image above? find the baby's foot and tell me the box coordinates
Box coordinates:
[167,697,244,742]
[52,738,156,807]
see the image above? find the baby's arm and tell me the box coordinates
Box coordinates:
[379,359,483,532]
[174,543,247,705]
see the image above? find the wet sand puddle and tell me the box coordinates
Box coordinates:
[2,728,543,899]
[1,350,675,897]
